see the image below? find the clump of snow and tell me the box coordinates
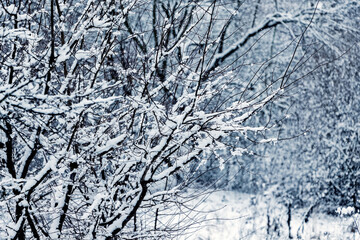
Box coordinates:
[93,17,111,28]
[5,4,17,14]
[337,206,355,216]
[75,50,93,60]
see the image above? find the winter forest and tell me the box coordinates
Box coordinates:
[0,0,359,239]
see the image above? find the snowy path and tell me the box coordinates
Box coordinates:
[174,191,360,240]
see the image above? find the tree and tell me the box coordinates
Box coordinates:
[0,0,342,239]
[257,0,360,218]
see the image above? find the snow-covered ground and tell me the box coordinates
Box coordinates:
[174,190,360,240]
[2,189,358,239]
